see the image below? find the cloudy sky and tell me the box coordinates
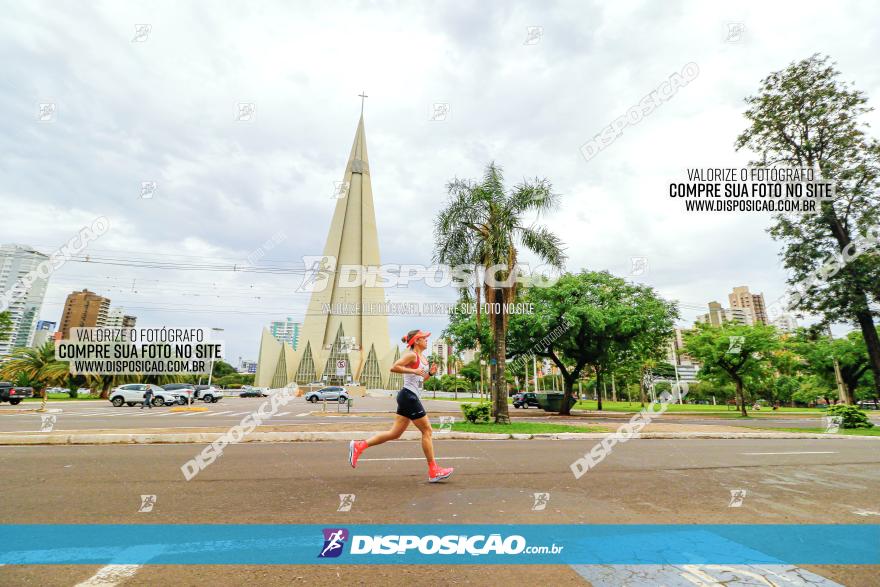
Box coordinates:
[3,0,879,363]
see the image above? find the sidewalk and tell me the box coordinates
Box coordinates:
[1,423,875,445]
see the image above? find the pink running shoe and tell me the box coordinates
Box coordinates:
[428,463,454,483]
[349,440,367,468]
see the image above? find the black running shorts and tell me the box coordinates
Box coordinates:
[396,387,427,420]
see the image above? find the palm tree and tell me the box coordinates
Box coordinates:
[0,342,70,410]
[435,162,566,423]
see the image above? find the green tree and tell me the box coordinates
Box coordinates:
[435,162,566,422]
[507,271,677,414]
[736,54,880,395]
[0,342,70,407]
[683,323,781,416]
[211,360,237,379]
[789,327,875,403]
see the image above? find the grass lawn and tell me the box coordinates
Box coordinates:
[432,421,607,434]
[572,400,822,414]
[22,394,104,401]
[430,396,824,416]
[759,426,880,436]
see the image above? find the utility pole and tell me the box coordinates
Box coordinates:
[827,325,848,404]
[670,337,684,404]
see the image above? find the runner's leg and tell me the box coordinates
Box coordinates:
[364,414,410,447]
[411,416,434,463]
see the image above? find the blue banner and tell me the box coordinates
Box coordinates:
[1,524,877,565]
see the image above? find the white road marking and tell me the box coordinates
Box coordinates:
[210,411,234,416]
[295,412,310,417]
[275,412,290,417]
[742,451,837,455]
[853,509,880,516]
[74,564,141,586]
[360,456,479,461]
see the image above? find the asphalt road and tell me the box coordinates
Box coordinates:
[1,437,878,585]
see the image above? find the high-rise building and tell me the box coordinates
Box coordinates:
[0,244,50,357]
[238,359,257,374]
[58,289,110,338]
[729,286,768,325]
[31,320,56,348]
[269,317,300,349]
[696,301,752,327]
[256,113,395,389]
[772,313,799,333]
[105,307,137,329]
[431,339,453,375]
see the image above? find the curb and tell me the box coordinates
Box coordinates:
[0,430,877,445]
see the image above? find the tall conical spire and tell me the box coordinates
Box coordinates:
[255,112,393,388]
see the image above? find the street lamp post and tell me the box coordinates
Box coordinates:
[206,327,225,391]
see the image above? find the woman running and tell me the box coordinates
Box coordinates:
[348,329,454,482]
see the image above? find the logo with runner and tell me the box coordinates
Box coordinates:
[318,528,349,558]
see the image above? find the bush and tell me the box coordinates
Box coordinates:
[460,402,491,424]
[826,404,875,429]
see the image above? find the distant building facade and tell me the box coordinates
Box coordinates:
[771,313,799,333]
[728,286,768,325]
[431,339,454,375]
[105,307,137,329]
[0,244,49,356]
[239,359,257,374]
[31,320,57,349]
[59,289,110,338]
[696,301,753,327]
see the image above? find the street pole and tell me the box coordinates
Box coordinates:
[533,356,538,392]
[671,340,683,404]
[207,328,224,397]
[827,325,848,404]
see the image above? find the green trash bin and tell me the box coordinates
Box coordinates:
[535,392,576,412]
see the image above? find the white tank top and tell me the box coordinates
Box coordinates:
[402,353,428,395]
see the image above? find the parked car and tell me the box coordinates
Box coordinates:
[304,386,349,403]
[161,383,196,405]
[192,385,223,403]
[239,386,267,398]
[0,381,34,405]
[108,384,177,407]
[858,400,880,410]
[513,392,540,409]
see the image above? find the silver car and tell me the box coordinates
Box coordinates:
[304,386,349,403]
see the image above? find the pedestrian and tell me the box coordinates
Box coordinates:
[141,385,153,409]
[348,329,454,482]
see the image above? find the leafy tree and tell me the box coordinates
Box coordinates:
[683,323,781,416]
[507,271,677,414]
[0,342,70,401]
[435,162,566,423]
[792,376,830,406]
[736,54,880,396]
[458,361,482,389]
[211,360,237,378]
[772,374,801,405]
[789,327,874,403]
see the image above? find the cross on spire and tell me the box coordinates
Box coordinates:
[358,91,368,115]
